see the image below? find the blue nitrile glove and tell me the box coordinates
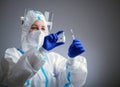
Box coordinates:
[42,30,65,51]
[68,39,85,58]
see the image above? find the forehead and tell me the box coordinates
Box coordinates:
[32,20,47,27]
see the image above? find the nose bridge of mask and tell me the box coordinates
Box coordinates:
[31,30,45,43]
[27,30,40,42]
[35,30,45,48]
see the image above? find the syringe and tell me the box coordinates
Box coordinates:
[68,29,76,64]
[70,29,75,40]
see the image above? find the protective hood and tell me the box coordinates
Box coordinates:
[20,10,49,52]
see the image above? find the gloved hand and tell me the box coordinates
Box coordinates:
[68,39,85,58]
[42,30,65,51]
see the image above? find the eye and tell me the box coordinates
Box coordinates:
[31,26,39,30]
[41,27,45,31]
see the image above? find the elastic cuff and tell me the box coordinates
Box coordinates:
[67,58,80,70]
[39,47,48,53]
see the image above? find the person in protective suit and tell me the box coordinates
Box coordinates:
[0,10,87,87]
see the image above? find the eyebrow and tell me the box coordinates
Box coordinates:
[32,24,46,28]
[32,24,38,27]
[41,26,45,28]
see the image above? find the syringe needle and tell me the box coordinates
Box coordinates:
[70,29,75,40]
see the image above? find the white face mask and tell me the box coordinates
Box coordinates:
[22,30,46,51]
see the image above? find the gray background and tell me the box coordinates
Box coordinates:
[0,0,120,87]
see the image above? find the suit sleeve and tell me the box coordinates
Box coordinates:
[2,47,47,86]
[54,53,87,87]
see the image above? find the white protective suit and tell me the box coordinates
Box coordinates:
[0,10,87,87]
